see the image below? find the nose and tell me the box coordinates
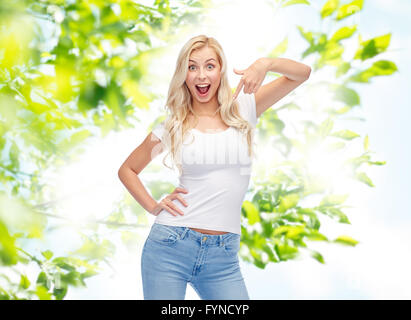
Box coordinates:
[198,66,207,79]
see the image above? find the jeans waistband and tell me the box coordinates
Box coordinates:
[152,223,239,246]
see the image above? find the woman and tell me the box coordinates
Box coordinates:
[118,34,311,300]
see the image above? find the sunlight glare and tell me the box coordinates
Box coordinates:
[306,144,353,194]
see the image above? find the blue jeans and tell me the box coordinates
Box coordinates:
[141,223,250,300]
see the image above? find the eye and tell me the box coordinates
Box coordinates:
[188,64,214,71]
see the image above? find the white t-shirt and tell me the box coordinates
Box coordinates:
[150,93,257,235]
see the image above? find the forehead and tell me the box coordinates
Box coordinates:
[189,46,218,63]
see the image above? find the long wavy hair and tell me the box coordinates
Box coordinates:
[157,34,255,174]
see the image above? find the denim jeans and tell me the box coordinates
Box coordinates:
[141,223,250,300]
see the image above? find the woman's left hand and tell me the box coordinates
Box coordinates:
[232,58,268,100]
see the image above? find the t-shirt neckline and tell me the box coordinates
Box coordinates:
[190,127,232,135]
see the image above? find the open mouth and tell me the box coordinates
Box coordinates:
[195,85,211,96]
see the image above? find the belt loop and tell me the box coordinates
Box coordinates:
[219,235,223,247]
[180,227,189,240]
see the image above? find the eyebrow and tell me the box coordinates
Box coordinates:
[188,58,217,64]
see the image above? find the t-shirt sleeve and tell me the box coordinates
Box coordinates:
[151,120,165,142]
[236,92,257,128]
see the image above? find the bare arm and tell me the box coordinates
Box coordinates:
[255,57,311,117]
[118,133,164,214]
[118,132,187,216]
[231,57,311,117]
[261,57,311,81]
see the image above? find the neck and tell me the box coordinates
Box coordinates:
[191,94,220,116]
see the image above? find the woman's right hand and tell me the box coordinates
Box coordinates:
[150,187,189,217]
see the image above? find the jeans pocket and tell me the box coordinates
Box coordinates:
[223,234,240,257]
[147,223,180,246]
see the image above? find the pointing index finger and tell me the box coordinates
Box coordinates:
[232,78,244,101]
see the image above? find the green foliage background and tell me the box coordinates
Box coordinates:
[0,0,396,299]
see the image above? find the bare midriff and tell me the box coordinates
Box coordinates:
[189,227,228,235]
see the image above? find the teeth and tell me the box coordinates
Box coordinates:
[197,84,209,87]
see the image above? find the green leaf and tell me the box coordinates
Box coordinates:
[271,118,286,134]
[53,257,76,272]
[70,238,115,260]
[275,102,301,112]
[41,250,53,260]
[348,60,398,83]
[310,250,325,263]
[345,154,371,168]
[273,225,305,240]
[57,129,92,153]
[35,285,52,300]
[305,230,328,241]
[80,268,99,280]
[298,208,321,230]
[260,113,286,137]
[355,171,375,187]
[53,283,68,300]
[103,81,128,122]
[334,105,352,114]
[326,141,346,152]
[253,192,274,212]
[336,0,363,20]
[328,207,351,223]
[320,194,349,206]
[285,225,305,239]
[331,130,360,140]
[318,117,334,138]
[0,286,10,300]
[278,193,299,213]
[354,33,391,61]
[19,274,30,289]
[249,248,265,269]
[261,219,274,237]
[332,84,360,106]
[8,141,20,171]
[275,243,299,261]
[25,101,52,115]
[318,207,350,223]
[282,0,310,8]
[0,221,18,266]
[297,25,314,44]
[268,37,288,58]
[321,41,344,66]
[36,272,49,290]
[78,81,106,111]
[282,211,304,223]
[321,0,339,18]
[302,45,318,59]
[333,235,359,246]
[364,135,369,151]
[261,244,278,262]
[368,160,386,166]
[242,201,260,225]
[336,62,351,77]
[60,271,84,287]
[330,25,357,42]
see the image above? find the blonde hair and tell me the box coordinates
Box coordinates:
[157,34,255,174]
